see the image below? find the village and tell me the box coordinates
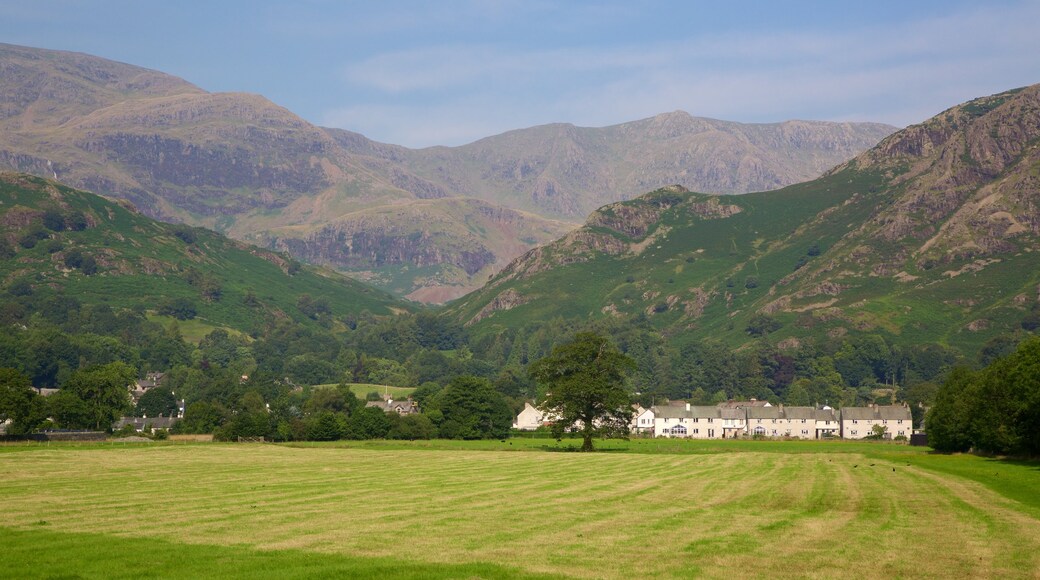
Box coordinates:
[7,372,915,443]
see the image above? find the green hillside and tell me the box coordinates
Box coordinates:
[0,172,411,335]
[448,84,1040,357]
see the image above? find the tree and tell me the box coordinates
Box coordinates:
[62,362,136,430]
[136,386,178,418]
[175,401,229,434]
[0,368,43,435]
[388,413,437,440]
[157,297,197,321]
[867,424,888,440]
[345,406,391,439]
[528,332,636,451]
[746,314,781,337]
[306,411,347,441]
[431,375,513,440]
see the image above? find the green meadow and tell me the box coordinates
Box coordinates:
[1,440,1038,578]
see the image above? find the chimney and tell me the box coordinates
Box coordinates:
[685,402,691,412]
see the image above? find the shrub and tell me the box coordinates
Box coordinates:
[746,314,781,336]
[42,210,66,232]
[157,297,197,320]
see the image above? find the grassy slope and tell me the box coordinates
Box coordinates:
[1,442,1036,578]
[0,173,412,333]
[313,383,417,399]
[452,163,1040,355]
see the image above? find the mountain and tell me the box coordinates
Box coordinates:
[0,172,411,334]
[0,43,570,302]
[332,113,897,220]
[0,43,893,302]
[447,85,1040,355]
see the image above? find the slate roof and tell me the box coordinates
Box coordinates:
[746,406,782,420]
[717,399,771,409]
[719,408,746,420]
[783,407,817,420]
[114,416,178,430]
[840,405,911,421]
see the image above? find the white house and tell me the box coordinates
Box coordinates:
[653,404,724,439]
[632,405,655,434]
[840,404,912,439]
[513,402,544,431]
[814,406,839,439]
[719,407,747,438]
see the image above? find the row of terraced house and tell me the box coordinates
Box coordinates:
[636,400,912,440]
[516,399,913,440]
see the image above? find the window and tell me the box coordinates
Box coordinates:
[853,420,858,424]
[801,419,807,423]
[754,426,765,436]
[851,430,858,435]
[801,430,808,435]
[693,429,699,434]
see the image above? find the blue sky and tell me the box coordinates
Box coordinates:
[2,0,1039,147]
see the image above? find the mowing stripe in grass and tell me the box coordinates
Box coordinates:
[2,444,1038,578]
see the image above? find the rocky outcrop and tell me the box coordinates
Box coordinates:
[467,288,529,325]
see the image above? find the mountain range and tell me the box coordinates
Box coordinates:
[447,84,1040,356]
[0,43,895,302]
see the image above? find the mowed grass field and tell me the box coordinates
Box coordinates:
[1,440,1039,579]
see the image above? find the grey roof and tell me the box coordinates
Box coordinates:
[840,405,911,421]
[747,407,781,420]
[652,405,721,419]
[717,399,770,408]
[652,405,689,419]
[720,408,746,420]
[115,416,178,430]
[366,399,418,413]
[782,407,816,420]
[815,408,837,422]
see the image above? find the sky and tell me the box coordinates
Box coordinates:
[2,0,1039,148]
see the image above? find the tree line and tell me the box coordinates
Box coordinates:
[927,338,1040,456]
[2,279,1036,441]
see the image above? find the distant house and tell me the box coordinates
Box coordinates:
[130,372,166,403]
[719,407,747,438]
[746,406,786,437]
[513,402,545,431]
[32,387,59,397]
[653,404,723,439]
[632,405,655,434]
[745,405,838,439]
[839,404,912,439]
[365,397,419,415]
[114,416,178,432]
[814,406,839,439]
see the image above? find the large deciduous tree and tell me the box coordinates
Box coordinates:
[0,367,44,435]
[529,332,636,451]
[61,362,136,430]
[432,375,512,440]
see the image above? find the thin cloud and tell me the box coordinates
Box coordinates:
[329,2,1040,146]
